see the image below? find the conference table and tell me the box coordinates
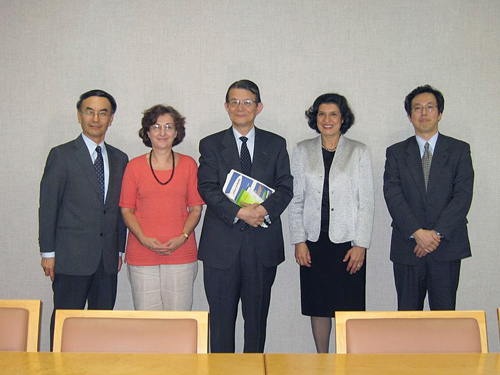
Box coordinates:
[0,352,265,375]
[3,352,500,374]
[264,353,500,375]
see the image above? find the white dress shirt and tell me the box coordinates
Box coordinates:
[82,133,110,200]
[415,132,439,158]
[232,126,255,161]
[230,126,270,224]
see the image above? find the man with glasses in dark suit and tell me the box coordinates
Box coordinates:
[384,85,474,311]
[198,80,293,353]
[39,89,128,349]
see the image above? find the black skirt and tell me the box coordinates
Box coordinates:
[300,232,366,317]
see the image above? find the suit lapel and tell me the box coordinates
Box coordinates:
[105,144,119,207]
[222,126,269,180]
[330,135,346,177]
[426,133,450,195]
[221,127,242,174]
[405,137,427,202]
[252,127,270,181]
[73,136,104,205]
[310,136,324,176]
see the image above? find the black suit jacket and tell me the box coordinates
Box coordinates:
[383,133,474,265]
[39,135,128,275]
[197,126,293,269]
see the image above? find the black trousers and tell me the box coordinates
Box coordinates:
[50,256,117,350]
[393,256,461,311]
[203,232,277,353]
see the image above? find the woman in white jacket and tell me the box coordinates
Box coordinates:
[288,93,374,353]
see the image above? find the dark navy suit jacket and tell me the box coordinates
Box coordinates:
[383,133,474,265]
[197,126,293,269]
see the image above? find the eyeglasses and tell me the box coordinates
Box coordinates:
[149,123,175,132]
[227,99,256,108]
[412,105,438,114]
[80,110,111,119]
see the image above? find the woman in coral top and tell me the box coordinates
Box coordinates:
[120,105,204,310]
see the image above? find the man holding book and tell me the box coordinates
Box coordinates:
[198,79,293,353]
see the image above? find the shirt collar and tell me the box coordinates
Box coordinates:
[415,132,439,155]
[232,126,255,143]
[81,133,106,154]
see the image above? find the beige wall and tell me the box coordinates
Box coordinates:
[1,0,499,352]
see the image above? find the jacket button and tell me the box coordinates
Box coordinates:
[100,233,103,236]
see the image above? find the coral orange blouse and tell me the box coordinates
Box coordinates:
[120,153,204,265]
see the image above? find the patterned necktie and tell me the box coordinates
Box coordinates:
[94,146,105,202]
[422,142,433,190]
[240,136,252,176]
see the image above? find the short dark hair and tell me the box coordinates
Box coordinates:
[225,80,261,104]
[76,89,117,114]
[138,105,186,148]
[404,85,445,116]
[305,93,355,134]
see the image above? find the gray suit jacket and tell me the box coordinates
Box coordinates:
[383,133,474,265]
[197,126,293,269]
[288,135,374,248]
[39,135,128,275]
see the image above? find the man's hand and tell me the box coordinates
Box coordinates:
[118,256,123,272]
[254,204,268,218]
[413,229,440,253]
[413,244,428,258]
[41,257,55,281]
[236,203,266,227]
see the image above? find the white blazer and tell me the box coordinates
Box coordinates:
[288,135,374,248]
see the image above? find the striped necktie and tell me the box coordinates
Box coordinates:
[422,142,432,190]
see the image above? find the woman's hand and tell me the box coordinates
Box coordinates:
[295,242,311,267]
[160,235,187,255]
[139,236,169,254]
[344,246,365,275]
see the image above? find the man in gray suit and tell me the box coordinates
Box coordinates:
[383,85,474,310]
[39,90,128,348]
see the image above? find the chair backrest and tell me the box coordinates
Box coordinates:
[335,310,488,354]
[53,310,208,353]
[0,300,41,352]
[497,308,500,342]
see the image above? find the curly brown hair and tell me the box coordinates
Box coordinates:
[139,104,186,147]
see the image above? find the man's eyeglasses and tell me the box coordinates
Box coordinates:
[149,123,175,132]
[80,110,111,119]
[227,99,256,108]
[412,105,438,114]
